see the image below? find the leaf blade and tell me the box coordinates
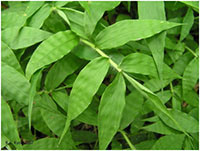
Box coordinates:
[98,73,126,149]
[26,30,79,79]
[95,19,181,49]
[59,57,110,143]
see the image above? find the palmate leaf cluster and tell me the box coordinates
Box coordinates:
[1,1,199,150]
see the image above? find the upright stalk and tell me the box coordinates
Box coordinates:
[119,130,136,150]
[185,46,198,58]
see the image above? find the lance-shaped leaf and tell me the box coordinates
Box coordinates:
[39,94,66,137]
[120,90,144,130]
[24,1,44,18]
[56,9,70,26]
[182,57,199,98]
[158,109,199,133]
[142,120,181,135]
[45,53,84,91]
[22,105,51,136]
[51,89,69,112]
[28,69,43,129]
[1,99,22,149]
[152,134,185,150]
[63,8,87,39]
[173,52,193,75]
[120,52,157,77]
[28,4,52,28]
[79,1,120,37]
[23,134,75,150]
[2,62,30,105]
[2,26,52,50]
[59,57,110,144]
[120,53,181,80]
[95,19,181,49]
[98,73,126,150]
[26,30,79,79]
[1,41,23,74]
[123,73,189,137]
[138,1,166,89]
[180,8,194,41]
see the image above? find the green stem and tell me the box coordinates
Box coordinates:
[169,82,174,96]
[80,39,122,72]
[54,85,69,91]
[119,130,136,150]
[185,46,198,57]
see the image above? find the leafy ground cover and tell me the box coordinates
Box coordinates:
[1,1,199,150]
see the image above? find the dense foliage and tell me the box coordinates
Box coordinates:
[1,1,199,150]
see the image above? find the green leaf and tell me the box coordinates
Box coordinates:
[72,43,99,60]
[51,89,68,112]
[55,1,69,7]
[1,41,23,74]
[39,94,66,137]
[24,1,44,18]
[143,90,172,114]
[173,52,193,75]
[180,8,194,41]
[2,26,52,50]
[120,90,144,130]
[95,20,181,49]
[116,14,131,22]
[23,135,75,150]
[138,1,166,88]
[56,9,71,26]
[183,90,199,107]
[22,106,51,136]
[120,52,157,77]
[26,30,79,79]
[152,134,185,150]
[159,109,199,133]
[76,98,98,126]
[166,39,185,63]
[42,10,66,33]
[98,73,126,149]
[182,57,199,98]
[1,12,26,29]
[63,8,87,39]
[135,140,156,150]
[80,1,120,37]
[28,69,43,129]
[138,1,166,20]
[123,73,189,136]
[45,53,84,91]
[2,62,30,105]
[120,53,181,80]
[142,119,181,135]
[28,4,52,28]
[1,99,22,149]
[60,57,110,144]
